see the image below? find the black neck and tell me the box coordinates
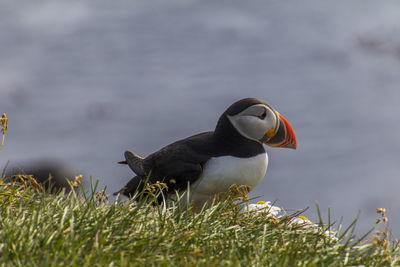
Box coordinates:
[213,113,265,157]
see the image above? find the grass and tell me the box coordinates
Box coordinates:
[0,113,8,152]
[0,177,399,267]
[1,113,399,266]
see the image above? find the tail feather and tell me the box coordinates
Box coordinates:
[116,150,147,198]
[124,150,145,176]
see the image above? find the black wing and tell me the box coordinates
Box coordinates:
[118,150,145,176]
[114,160,204,198]
[116,132,213,198]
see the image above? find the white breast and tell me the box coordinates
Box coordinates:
[190,153,268,202]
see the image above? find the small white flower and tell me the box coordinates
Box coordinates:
[241,200,338,241]
[290,215,338,241]
[323,229,338,241]
[242,201,282,218]
[290,215,315,226]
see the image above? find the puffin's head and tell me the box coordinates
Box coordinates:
[225,98,297,149]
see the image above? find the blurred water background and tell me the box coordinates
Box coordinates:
[1,1,400,235]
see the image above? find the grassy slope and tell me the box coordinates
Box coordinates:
[0,179,399,267]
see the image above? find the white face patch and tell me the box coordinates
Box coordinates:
[227,104,277,142]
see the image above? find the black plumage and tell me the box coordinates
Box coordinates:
[115,98,267,198]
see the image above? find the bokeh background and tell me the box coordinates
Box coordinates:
[1,1,400,235]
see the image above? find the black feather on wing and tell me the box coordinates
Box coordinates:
[114,164,203,198]
[116,132,212,198]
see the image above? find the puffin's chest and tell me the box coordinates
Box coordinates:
[191,153,268,195]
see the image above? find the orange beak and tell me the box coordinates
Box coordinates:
[264,113,297,149]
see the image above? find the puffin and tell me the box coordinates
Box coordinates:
[115,98,297,209]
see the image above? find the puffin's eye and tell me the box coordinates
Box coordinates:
[258,109,267,120]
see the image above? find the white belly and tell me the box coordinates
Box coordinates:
[190,153,268,202]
